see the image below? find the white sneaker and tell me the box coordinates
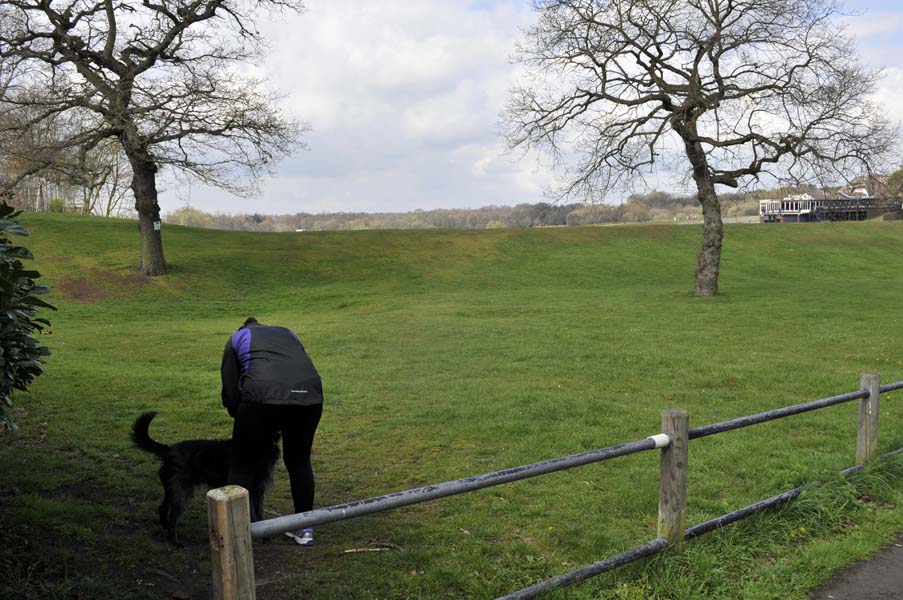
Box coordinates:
[285,528,314,546]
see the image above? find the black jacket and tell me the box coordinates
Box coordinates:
[221,323,323,415]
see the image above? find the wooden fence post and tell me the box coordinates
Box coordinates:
[658,408,689,552]
[208,485,256,600]
[856,372,881,465]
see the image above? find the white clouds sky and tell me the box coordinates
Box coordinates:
[159,0,903,216]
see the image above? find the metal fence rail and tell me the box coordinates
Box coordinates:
[207,373,902,600]
[252,436,660,539]
[497,538,670,600]
[499,489,812,600]
[502,444,903,600]
[688,389,867,439]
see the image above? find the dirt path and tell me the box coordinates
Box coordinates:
[809,533,903,600]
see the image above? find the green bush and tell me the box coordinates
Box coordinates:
[0,203,56,431]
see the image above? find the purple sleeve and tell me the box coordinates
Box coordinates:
[231,328,252,371]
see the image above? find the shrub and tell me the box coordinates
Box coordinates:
[0,203,56,431]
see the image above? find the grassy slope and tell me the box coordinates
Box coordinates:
[2,213,903,599]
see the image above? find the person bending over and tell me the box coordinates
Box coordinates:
[221,317,323,546]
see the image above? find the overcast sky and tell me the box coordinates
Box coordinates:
[159,0,903,216]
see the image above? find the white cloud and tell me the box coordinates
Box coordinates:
[873,66,903,124]
[842,11,903,38]
[259,1,527,121]
[160,0,541,215]
[401,79,492,147]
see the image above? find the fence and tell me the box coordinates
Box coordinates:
[207,372,903,599]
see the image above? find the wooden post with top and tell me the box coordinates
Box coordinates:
[208,485,256,600]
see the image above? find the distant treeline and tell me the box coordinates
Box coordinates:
[163,191,764,232]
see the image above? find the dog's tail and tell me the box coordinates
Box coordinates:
[131,411,170,457]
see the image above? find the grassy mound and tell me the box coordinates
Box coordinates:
[2,213,903,599]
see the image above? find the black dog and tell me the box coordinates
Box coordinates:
[131,411,279,545]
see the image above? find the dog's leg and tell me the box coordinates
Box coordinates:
[250,485,266,522]
[251,454,279,523]
[158,499,180,547]
[161,474,193,547]
[158,466,181,546]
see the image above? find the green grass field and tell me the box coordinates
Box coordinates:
[2,213,903,599]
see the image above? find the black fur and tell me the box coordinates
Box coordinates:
[131,411,279,545]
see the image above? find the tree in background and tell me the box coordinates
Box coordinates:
[505,0,896,296]
[888,163,903,199]
[0,111,133,217]
[75,139,133,217]
[0,203,54,431]
[0,0,306,275]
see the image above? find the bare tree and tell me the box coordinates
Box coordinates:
[0,106,133,215]
[0,0,306,275]
[505,0,896,296]
[1,102,77,211]
[889,163,903,200]
[78,138,133,217]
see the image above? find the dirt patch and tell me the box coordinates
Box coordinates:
[57,267,150,301]
[40,255,75,264]
[57,277,112,301]
[105,269,151,290]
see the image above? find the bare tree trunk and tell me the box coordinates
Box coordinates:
[129,158,167,275]
[681,122,723,297]
[80,154,91,214]
[695,180,723,297]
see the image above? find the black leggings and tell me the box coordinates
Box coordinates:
[228,402,323,519]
